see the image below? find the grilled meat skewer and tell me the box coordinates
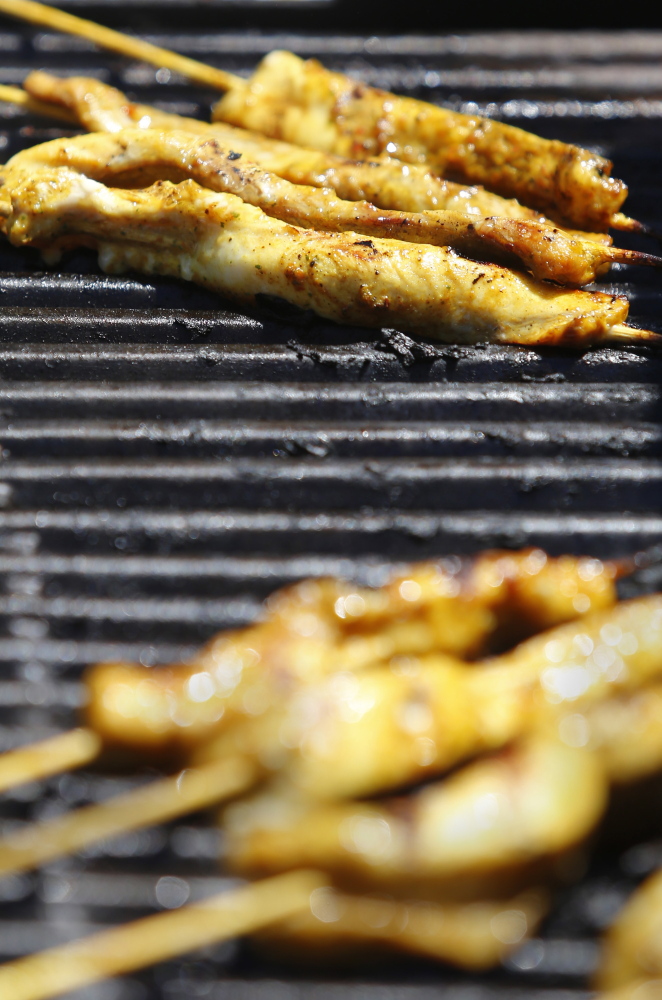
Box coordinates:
[597,867,662,991]
[248,681,662,967]
[225,735,608,900]
[225,671,662,901]
[213,49,630,232]
[2,2,635,233]
[0,167,648,349]
[83,551,617,758]
[195,592,662,801]
[21,72,614,245]
[11,130,657,286]
[258,887,547,970]
[600,984,662,1000]
[0,3,639,229]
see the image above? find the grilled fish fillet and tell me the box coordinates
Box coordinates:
[23,70,612,242]
[213,49,628,231]
[0,166,636,345]
[9,129,655,285]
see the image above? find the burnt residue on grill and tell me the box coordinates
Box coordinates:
[0,19,661,1000]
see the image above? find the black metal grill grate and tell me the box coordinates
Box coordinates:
[0,18,661,1000]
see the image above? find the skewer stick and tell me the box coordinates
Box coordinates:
[0,83,76,123]
[0,728,101,795]
[0,4,651,240]
[0,0,244,93]
[604,324,662,345]
[611,211,662,241]
[0,868,325,1000]
[0,755,255,878]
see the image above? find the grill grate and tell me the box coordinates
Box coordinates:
[0,19,661,1000]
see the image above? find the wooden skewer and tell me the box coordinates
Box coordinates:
[0,755,255,878]
[0,868,325,1000]
[0,82,76,123]
[0,0,244,92]
[0,728,101,795]
[0,0,653,241]
[604,324,662,345]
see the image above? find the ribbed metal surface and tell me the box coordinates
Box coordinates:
[0,20,661,1000]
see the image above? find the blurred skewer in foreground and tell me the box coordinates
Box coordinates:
[0,550,658,988]
[0,869,325,1000]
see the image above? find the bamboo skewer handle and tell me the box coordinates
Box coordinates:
[0,729,101,795]
[0,83,76,122]
[0,869,326,1000]
[0,0,244,92]
[0,755,255,877]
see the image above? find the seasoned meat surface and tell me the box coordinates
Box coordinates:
[10,129,653,285]
[214,50,628,230]
[0,166,631,345]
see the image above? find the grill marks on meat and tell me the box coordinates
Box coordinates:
[0,166,633,345]
[213,49,628,231]
[10,129,656,286]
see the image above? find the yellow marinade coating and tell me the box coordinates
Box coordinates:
[214,50,628,231]
[78,550,617,756]
[7,129,642,286]
[22,70,612,241]
[0,168,629,345]
[223,736,608,900]
[597,867,662,990]
[257,887,547,970]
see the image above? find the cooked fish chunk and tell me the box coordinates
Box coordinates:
[214,49,629,231]
[10,130,657,285]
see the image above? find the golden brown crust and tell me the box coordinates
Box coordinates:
[214,50,628,231]
[80,550,617,759]
[0,167,630,346]
[7,129,644,285]
[23,70,612,243]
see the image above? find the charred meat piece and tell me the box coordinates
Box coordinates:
[81,550,618,758]
[0,168,643,349]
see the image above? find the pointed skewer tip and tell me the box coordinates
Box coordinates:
[614,249,662,269]
[604,324,662,345]
[611,213,662,245]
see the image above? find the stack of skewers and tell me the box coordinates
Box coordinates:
[0,4,660,997]
[0,0,661,346]
[0,547,658,997]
